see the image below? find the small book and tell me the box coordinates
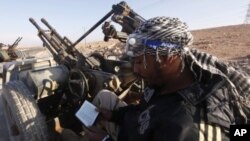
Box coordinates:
[75,100,99,127]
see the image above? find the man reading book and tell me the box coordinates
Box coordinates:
[55,16,250,141]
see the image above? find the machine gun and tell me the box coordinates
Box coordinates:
[8,37,23,49]
[1,2,144,141]
[29,18,98,69]
[28,1,145,100]
[7,37,23,58]
[29,1,144,67]
[0,37,23,62]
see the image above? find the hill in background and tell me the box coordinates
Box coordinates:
[191,24,250,61]
[76,24,250,75]
[77,24,250,61]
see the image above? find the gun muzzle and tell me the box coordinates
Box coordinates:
[29,18,42,30]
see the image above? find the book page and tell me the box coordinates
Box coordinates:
[75,100,99,127]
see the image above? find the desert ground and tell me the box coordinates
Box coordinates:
[191,24,250,61]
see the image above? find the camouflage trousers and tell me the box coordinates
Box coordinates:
[60,89,127,141]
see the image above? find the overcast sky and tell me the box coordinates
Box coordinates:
[1,0,249,46]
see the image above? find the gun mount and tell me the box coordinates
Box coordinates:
[103,1,145,42]
[1,1,144,141]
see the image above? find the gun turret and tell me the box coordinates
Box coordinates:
[29,18,97,69]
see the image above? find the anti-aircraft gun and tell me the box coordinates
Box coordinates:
[0,37,23,62]
[0,37,23,77]
[1,1,144,141]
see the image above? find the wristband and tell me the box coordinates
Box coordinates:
[102,134,110,141]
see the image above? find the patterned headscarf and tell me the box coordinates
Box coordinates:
[125,16,193,59]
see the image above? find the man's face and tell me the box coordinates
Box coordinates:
[132,54,165,89]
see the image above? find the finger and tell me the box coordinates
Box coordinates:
[82,127,89,133]
[95,114,103,121]
[95,107,106,113]
[95,107,100,112]
[88,126,107,134]
[82,125,92,134]
[97,107,109,112]
[88,126,99,131]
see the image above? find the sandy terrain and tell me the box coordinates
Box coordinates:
[191,24,250,61]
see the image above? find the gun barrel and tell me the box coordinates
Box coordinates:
[9,37,23,49]
[29,18,42,30]
[73,9,114,46]
[41,18,73,47]
[29,18,62,57]
[41,18,54,30]
[13,37,22,45]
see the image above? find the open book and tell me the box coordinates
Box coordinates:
[75,100,99,127]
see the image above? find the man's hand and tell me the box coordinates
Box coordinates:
[83,126,109,141]
[82,108,113,141]
[96,107,112,121]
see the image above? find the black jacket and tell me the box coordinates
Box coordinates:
[111,72,230,141]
